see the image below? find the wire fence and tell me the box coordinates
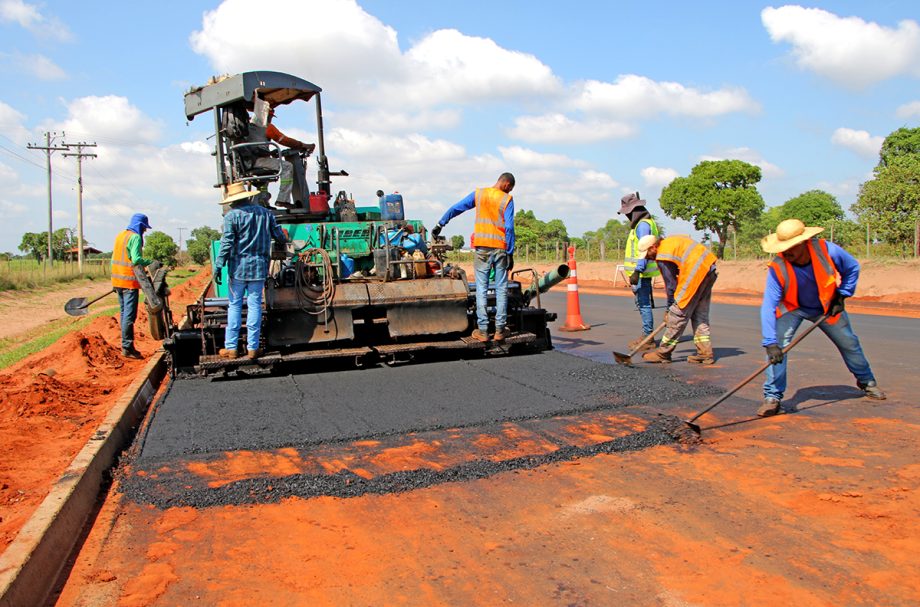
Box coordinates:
[0,258,110,291]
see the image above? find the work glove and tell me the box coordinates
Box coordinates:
[828,292,846,316]
[765,344,784,365]
[213,268,223,286]
[507,254,514,273]
[629,270,640,286]
[431,224,442,238]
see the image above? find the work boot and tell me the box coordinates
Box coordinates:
[687,343,715,365]
[122,348,143,360]
[471,329,490,343]
[247,349,262,360]
[641,349,671,364]
[757,397,781,417]
[218,348,239,359]
[493,327,511,342]
[627,335,657,352]
[857,380,887,400]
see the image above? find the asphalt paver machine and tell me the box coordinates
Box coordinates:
[166,71,565,376]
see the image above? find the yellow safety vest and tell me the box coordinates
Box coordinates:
[624,218,660,277]
[472,188,512,250]
[111,230,140,289]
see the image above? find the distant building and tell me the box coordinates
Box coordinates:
[64,245,103,261]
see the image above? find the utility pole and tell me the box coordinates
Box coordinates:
[62,141,97,273]
[178,227,188,252]
[27,132,67,265]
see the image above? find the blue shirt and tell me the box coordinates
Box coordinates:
[215,202,287,281]
[760,240,859,346]
[438,191,516,254]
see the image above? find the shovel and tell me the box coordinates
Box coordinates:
[613,320,668,365]
[682,313,829,435]
[64,288,116,316]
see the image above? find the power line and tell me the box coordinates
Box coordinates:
[26,132,67,265]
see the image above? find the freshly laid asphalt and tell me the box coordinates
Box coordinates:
[138,348,719,462]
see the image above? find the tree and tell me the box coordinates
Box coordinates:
[878,127,920,168]
[18,232,47,260]
[185,225,221,264]
[582,218,631,253]
[450,234,465,251]
[779,190,844,225]
[513,210,569,251]
[144,231,179,266]
[659,159,765,258]
[852,154,920,254]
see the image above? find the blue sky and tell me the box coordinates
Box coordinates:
[0,0,918,254]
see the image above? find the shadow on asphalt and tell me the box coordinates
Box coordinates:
[784,384,866,408]
[698,397,854,433]
[710,346,747,360]
[551,335,607,347]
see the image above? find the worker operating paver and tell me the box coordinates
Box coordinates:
[432,172,516,342]
[636,234,718,364]
[757,218,886,416]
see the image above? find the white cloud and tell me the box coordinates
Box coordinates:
[700,147,784,178]
[52,95,163,145]
[641,167,679,191]
[498,146,588,169]
[1,52,66,80]
[762,6,920,89]
[334,109,462,133]
[0,100,30,144]
[570,75,759,118]
[190,0,559,109]
[830,127,884,157]
[896,101,920,119]
[507,113,635,144]
[0,0,71,41]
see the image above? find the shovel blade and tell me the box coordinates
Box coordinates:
[612,351,633,366]
[683,420,701,435]
[64,297,89,316]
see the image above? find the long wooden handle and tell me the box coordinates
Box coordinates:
[686,314,829,424]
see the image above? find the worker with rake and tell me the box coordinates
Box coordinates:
[757,218,886,416]
[635,234,718,364]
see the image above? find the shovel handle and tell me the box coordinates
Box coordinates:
[628,320,668,356]
[686,313,829,425]
[83,288,116,308]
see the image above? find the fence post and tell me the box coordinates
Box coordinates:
[600,241,605,261]
[866,222,870,258]
[830,221,834,243]
[915,220,919,258]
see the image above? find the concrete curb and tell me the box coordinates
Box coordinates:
[0,352,168,607]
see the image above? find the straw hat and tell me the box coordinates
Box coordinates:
[637,234,659,257]
[220,181,259,205]
[760,219,824,254]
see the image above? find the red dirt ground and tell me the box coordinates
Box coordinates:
[0,269,209,551]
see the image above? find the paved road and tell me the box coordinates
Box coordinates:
[54,293,920,606]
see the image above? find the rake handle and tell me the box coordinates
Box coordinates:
[686,313,829,425]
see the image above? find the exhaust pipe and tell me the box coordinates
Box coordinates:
[523,264,570,303]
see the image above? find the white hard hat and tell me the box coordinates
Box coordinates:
[637,234,659,257]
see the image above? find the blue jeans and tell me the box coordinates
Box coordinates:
[115,287,139,351]
[632,276,654,335]
[764,309,876,401]
[225,278,265,352]
[473,247,509,332]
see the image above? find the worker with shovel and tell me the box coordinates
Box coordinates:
[618,192,661,352]
[635,234,718,364]
[757,219,886,416]
[111,213,154,359]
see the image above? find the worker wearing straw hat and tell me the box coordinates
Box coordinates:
[214,181,288,360]
[757,218,885,417]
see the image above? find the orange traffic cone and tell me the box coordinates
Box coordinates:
[558,245,590,332]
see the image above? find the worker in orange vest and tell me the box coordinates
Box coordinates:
[757,218,885,416]
[432,173,515,342]
[636,234,718,364]
[110,213,154,359]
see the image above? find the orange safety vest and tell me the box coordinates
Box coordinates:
[111,229,140,289]
[769,238,841,325]
[655,236,717,308]
[472,187,512,250]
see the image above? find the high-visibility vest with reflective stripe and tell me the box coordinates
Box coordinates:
[655,236,717,309]
[472,187,512,250]
[111,229,140,289]
[769,238,841,325]
[624,218,660,277]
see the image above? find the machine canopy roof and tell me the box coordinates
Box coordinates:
[184,71,322,120]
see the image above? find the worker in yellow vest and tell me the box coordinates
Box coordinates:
[432,173,516,342]
[110,213,153,359]
[618,192,661,351]
[636,234,718,364]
